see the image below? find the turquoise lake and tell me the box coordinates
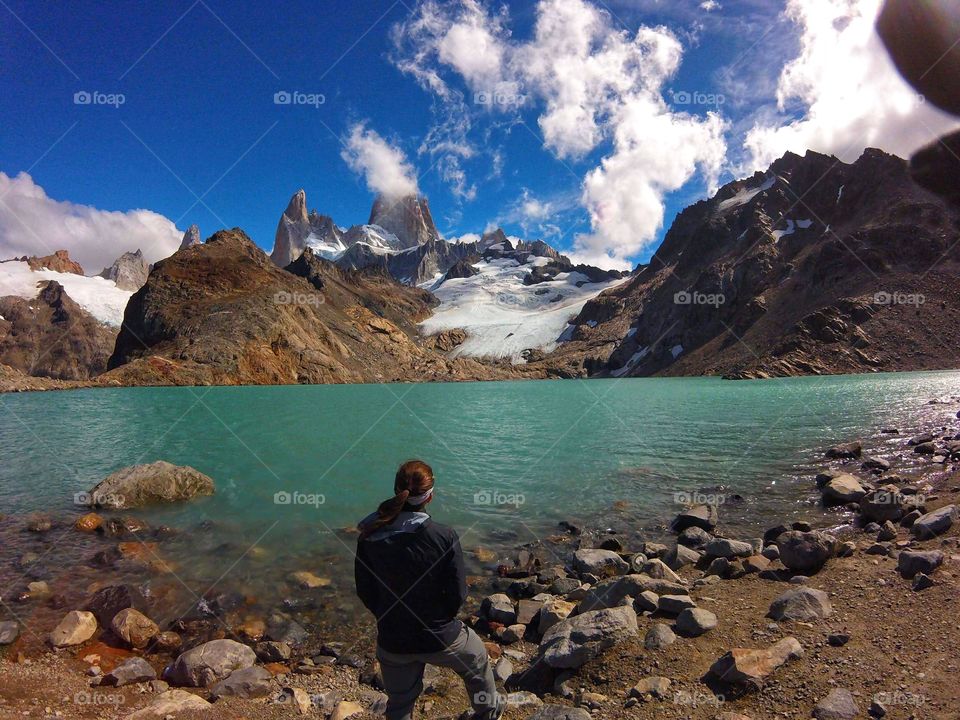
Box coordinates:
[1,372,957,634]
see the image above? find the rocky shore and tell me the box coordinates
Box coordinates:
[1,402,959,719]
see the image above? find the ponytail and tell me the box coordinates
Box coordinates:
[359,460,434,539]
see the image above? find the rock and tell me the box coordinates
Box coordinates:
[516,598,544,625]
[821,474,867,505]
[837,541,856,557]
[628,676,671,700]
[908,432,935,446]
[526,706,592,720]
[0,621,19,645]
[708,637,804,685]
[869,699,888,717]
[180,224,201,249]
[640,542,668,558]
[877,521,898,541]
[287,570,330,589]
[482,594,517,625]
[111,608,159,649]
[743,555,770,573]
[813,688,859,719]
[85,584,149,627]
[74,513,104,532]
[209,666,273,699]
[900,509,922,527]
[866,542,891,556]
[658,595,696,615]
[506,691,542,708]
[126,689,212,719]
[766,587,833,621]
[862,456,891,471]
[86,461,215,509]
[550,578,581,596]
[278,686,312,715]
[703,538,754,558]
[776,531,836,573]
[825,441,861,459]
[538,599,575,634]
[860,487,907,523]
[913,441,937,454]
[49,610,97,647]
[676,608,718,637]
[494,656,513,683]
[640,558,684,582]
[763,523,791,545]
[761,545,780,560]
[644,623,676,650]
[911,504,957,539]
[664,543,701,570]
[897,550,944,578]
[678,526,713,548]
[571,549,629,577]
[166,639,256,687]
[671,504,718,532]
[102,657,157,687]
[98,249,149,291]
[827,632,850,646]
[912,572,935,590]
[151,631,182,654]
[634,590,659,613]
[538,606,638,669]
[500,624,526,643]
[255,640,291,662]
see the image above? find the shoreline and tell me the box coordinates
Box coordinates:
[1,397,959,718]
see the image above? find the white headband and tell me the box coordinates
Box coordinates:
[407,487,433,506]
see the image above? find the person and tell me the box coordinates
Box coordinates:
[355,460,504,720]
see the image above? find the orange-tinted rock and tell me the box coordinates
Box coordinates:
[26,250,84,274]
[75,513,103,532]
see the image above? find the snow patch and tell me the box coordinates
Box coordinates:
[610,345,649,377]
[718,175,776,212]
[670,344,684,359]
[796,218,813,229]
[836,185,844,203]
[772,219,795,241]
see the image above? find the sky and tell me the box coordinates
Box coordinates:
[0,0,957,272]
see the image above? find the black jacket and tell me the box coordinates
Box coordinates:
[355,511,467,653]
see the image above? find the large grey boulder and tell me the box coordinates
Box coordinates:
[664,543,701,570]
[911,504,956,539]
[766,587,833,621]
[776,531,837,573]
[209,666,273,699]
[571,549,629,578]
[897,550,944,578]
[102,657,157,687]
[166,639,256,687]
[0,621,19,645]
[703,538,754,559]
[644,623,676,650]
[821,474,866,506]
[539,606,638,669]
[86,461,215,509]
[859,486,907,523]
[481,594,517,625]
[576,574,683,614]
[676,608,717,637]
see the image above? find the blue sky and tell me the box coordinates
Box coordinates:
[1,0,954,271]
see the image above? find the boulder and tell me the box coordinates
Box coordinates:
[743,555,770,573]
[877,521,898,541]
[538,599,575,635]
[703,538,754,559]
[126,689,211,719]
[481,594,517,625]
[708,637,803,685]
[897,550,944,578]
[675,608,717,637]
[678,526,712,548]
[102,657,157,687]
[49,610,97,647]
[111,608,159,649]
[86,461,215,509]
[766,587,833,621]
[644,623,676,650]
[166,639,256,687]
[494,656,513,683]
[825,441,861,459]
[538,606,638,669]
[74,513,103,532]
[576,574,681,613]
[911,504,956,539]
[813,688,859,719]
[209,666,273,699]
[658,595,696,615]
[571,549,629,578]
[628,676,671,700]
[762,523,791,545]
[860,487,907,523]
[255,641,291,662]
[671,504,718,532]
[634,590,659,613]
[0,621,19,645]
[664,543,701,570]
[639,558,684,583]
[84,584,150,626]
[821,474,867,506]
[776,531,836,573]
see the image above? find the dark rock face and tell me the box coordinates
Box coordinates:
[270,189,344,267]
[98,249,149,291]
[0,281,117,380]
[368,194,439,249]
[547,147,960,378]
[441,258,480,283]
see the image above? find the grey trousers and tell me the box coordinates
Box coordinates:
[376,626,504,720]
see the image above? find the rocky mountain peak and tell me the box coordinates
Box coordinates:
[180,225,201,249]
[285,189,309,224]
[368,194,439,250]
[98,249,150,291]
[26,250,84,275]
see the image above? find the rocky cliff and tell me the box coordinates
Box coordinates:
[368,194,439,249]
[25,250,84,275]
[98,249,149,291]
[547,147,960,378]
[179,224,201,250]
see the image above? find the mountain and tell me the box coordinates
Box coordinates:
[105,229,538,386]
[368,193,439,249]
[98,249,149,291]
[546,147,960,379]
[0,280,117,379]
[179,224,201,249]
[25,250,84,275]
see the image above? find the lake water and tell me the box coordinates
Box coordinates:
[1,372,958,643]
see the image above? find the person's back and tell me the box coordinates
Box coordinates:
[354,460,504,720]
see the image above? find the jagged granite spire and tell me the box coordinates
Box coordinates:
[368,194,439,250]
[97,249,149,291]
[179,225,201,250]
[270,189,344,266]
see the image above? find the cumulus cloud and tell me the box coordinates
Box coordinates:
[340,123,419,199]
[393,0,727,269]
[0,171,182,272]
[744,0,959,169]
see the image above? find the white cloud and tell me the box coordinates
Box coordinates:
[0,171,182,272]
[340,123,419,199]
[745,0,959,169]
[700,0,721,11]
[393,0,727,269]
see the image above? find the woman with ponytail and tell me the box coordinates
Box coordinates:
[355,460,503,720]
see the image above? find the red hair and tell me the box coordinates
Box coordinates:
[359,460,435,538]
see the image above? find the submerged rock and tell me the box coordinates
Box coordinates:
[671,504,718,532]
[86,461,215,509]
